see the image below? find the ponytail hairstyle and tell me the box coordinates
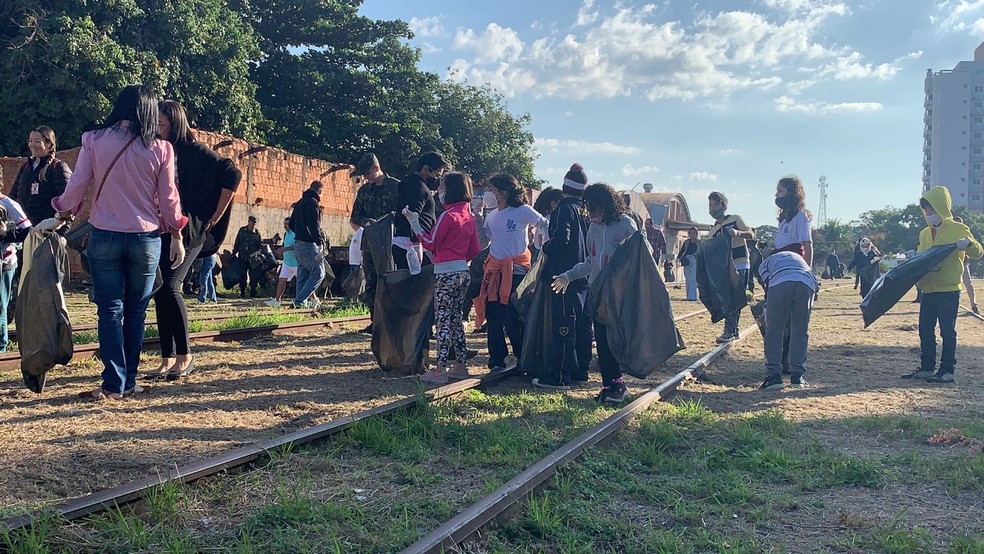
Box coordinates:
[562,163,588,197]
[583,182,629,224]
[488,173,528,208]
[31,126,58,155]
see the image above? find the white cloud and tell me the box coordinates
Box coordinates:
[775,95,883,114]
[934,0,984,31]
[453,23,524,64]
[409,16,445,38]
[534,138,641,154]
[621,163,661,176]
[688,171,719,182]
[576,0,600,26]
[420,42,441,54]
[448,2,911,102]
[720,148,741,155]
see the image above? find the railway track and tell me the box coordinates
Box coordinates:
[0,304,714,537]
[0,315,369,372]
[400,323,759,554]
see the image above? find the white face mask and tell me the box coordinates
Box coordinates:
[926,213,943,227]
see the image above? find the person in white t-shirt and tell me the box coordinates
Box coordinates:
[773,176,814,267]
[473,173,547,371]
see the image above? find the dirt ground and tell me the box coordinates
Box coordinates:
[0,284,706,514]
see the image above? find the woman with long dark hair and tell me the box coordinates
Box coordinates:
[10,126,72,224]
[473,173,547,372]
[53,84,188,400]
[677,227,699,301]
[550,183,638,400]
[147,100,241,380]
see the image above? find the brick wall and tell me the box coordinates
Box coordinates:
[0,130,361,275]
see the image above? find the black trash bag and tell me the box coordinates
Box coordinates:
[371,266,433,374]
[362,214,396,275]
[589,232,685,378]
[695,234,747,323]
[514,254,554,376]
[248,246,278,272]
[663,260,675,282]
[16,230,74,393]
[221,257,243,290]
[342,266,365,299]
[860,243,958,328]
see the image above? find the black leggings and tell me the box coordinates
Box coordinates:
[155,234,203,358]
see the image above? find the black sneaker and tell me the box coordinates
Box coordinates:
[471,324,487,335]
[901,369,934,379]
[759,376,784,391]
[926,372,955,383]
[359,324,373,335]
[789,374,808,388]
[596,382,627,403]
[532,377,571,391]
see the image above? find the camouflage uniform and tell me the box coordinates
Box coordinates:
[350,175,400,319]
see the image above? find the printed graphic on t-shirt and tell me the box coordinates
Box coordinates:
[30,182,39,195]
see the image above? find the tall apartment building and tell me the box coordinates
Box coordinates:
[923,42,984,213]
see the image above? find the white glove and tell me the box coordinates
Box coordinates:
[870,257,880,265]
[169,236,186,269]
[402,206,421,232]
[551,274,571,294]
[727,228,738,237]
[956,238,971,250]
[34,218,65,232]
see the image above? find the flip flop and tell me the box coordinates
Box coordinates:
[78,389,124,401]
[165,360,195,381]
[123,384,152,396]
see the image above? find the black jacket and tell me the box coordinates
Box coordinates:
[290,188,325,245]
[174,141,242,256]
[10,155,72,223]
[540,197,587,287]
[395,173,435,240]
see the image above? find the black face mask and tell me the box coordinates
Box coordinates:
[775,196,794,210]
[426,176,440,191]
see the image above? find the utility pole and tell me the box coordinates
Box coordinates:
[817,175,828,228]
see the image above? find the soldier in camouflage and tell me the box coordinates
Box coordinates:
[349,153,400,334]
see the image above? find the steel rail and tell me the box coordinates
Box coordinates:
[400,323,759,554]
[0,306,710,534]
[0,316,370,372]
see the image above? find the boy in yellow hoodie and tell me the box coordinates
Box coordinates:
[901,186,983,383]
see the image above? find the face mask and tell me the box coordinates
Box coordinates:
[925,213,942,226]
[775,196,794,210]
[709,208,725,220]
[426,177,440,191]
[588,215,603,224]
[483,191,498,209]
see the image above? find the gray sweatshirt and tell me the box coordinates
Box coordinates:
[562,214,639,285]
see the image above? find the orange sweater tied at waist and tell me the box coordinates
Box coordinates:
[472,250,532,329]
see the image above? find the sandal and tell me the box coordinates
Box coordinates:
[78,388,124,401]
[165,359,195,381]
[123,384,152,396]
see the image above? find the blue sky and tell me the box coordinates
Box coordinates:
[360,0,983,228]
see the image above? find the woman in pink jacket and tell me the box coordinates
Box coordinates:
[403,172,481,384]
[53,85,187,400]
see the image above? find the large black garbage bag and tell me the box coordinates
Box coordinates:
[590,232,685,378]
[362,214,396,275]
[513,254,553,376]
[696,234,746,323]
[342,266,365,299]
[860,244,958,328]
[371,266,433,374]
[221,256,243,290]
[16,230,74,393]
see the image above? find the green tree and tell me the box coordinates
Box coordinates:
[0,1,263,155]
[812,218,855,258]
[754,224,777,246]
[857,204,923,255]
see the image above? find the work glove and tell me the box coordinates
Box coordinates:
[170,236,186,269]
[551,274,571,294]
[34,218,65,232]
[956,238,971,250]
[869,257,880,265]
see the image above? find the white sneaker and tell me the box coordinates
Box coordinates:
[265,299,281,308]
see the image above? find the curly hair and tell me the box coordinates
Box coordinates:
[777,176,812,223]
[583,182,628,224]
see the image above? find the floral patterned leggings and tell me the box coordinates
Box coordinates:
[434,270,472,365]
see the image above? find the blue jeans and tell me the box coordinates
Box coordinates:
[294,240,325,306]
[919,291,959,375]
[683,255,698,300]
[88,228,162,394]
[198,255,217,302]
[0,265,14,352]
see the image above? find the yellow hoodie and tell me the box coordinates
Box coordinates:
[916,186,984,293]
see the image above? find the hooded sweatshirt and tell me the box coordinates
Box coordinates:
[916,186,983,293]
[562,214,639,285]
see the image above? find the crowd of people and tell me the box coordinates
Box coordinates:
[3,82,982,401]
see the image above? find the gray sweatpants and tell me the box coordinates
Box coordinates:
[765,281,813,379]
